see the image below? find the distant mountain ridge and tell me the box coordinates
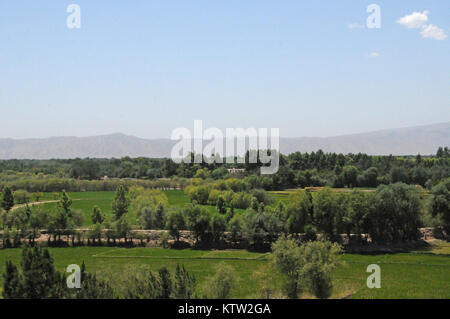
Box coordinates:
[0,122,449,159]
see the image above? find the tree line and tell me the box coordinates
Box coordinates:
[3,177,448,250]
[2,246,196,299]
[0,174,188,193]
[1,146,449,192]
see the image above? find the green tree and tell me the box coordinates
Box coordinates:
[166,210,186,242]
[411,166,428,187]
[271,236,342,299]
[228,215,243,246]
[156,267,173,299]
[390,166,408,183]
[343,165,358,188]
[172,264,196,299]
[154,203,166,229]
[344,190,370,239]
[253,264,279,298]
[2,247,66,299]
[286,190,313,234]
[270,236,303,299]
[3,260,22,298]
[210,214,226,244]
[112,185,129,220]
[313,188,342,240]
[216,196,227,214]
[91,205,105,224]
[58,190,72,215]
[74,262,115,299]
[114,216,131,243]
[358,167,378,187]
[298,240,342,299]
[3,248,114,299]
[137,206,156,229]
[242,209,266,249]
[87,223,103,245]
[368,183,422,243]
[430,178,450,233]
[203,263,236,299]
[2,187,14,212]
[185,204,211,244]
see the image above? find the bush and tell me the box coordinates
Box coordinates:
[250,189,274,206]
[203,263,236,299]
[231,192,253,209]
[270,236,342,299]
[298,240,342,299]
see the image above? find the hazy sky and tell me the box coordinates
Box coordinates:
[0,1,449,139]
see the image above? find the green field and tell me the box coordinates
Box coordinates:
[27,191,116,226]
[24,190,246,226]
[6,189,450,298]
[0,242,448,298]
[19,188,377,224]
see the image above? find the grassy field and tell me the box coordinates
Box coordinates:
[19,188,379,223]
[0,241,448,299]
[5,189,449,299]
[25,190,246,226]
[28,191,116,226]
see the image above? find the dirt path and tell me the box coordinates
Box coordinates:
[11,199,83,211]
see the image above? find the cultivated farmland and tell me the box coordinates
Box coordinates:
[0,242,448,298]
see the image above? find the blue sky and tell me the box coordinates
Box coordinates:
[0,0,449,139]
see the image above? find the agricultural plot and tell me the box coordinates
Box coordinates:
[25,190,239,226]
[0,243,448,299]
[3,189,449,299]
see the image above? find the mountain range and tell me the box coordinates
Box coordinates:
[0,122,448,159]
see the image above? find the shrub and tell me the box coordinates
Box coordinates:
[270,236,342,299]
[203,263,236,299]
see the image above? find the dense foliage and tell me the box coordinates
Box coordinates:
[2,247,198,299]
[0,147,448,193]
[270,237,342,299]
[2,247,114,299]
[0,182,439,250]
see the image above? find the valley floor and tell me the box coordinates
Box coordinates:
[0,240,448,299]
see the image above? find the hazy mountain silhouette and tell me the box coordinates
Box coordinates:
[0,122,448,159]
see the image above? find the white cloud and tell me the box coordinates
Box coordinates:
[397,10,429,29]
[348,22,365,29]
[368,52,380,58]
[396,10,447,41]
[420,24,447,40]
